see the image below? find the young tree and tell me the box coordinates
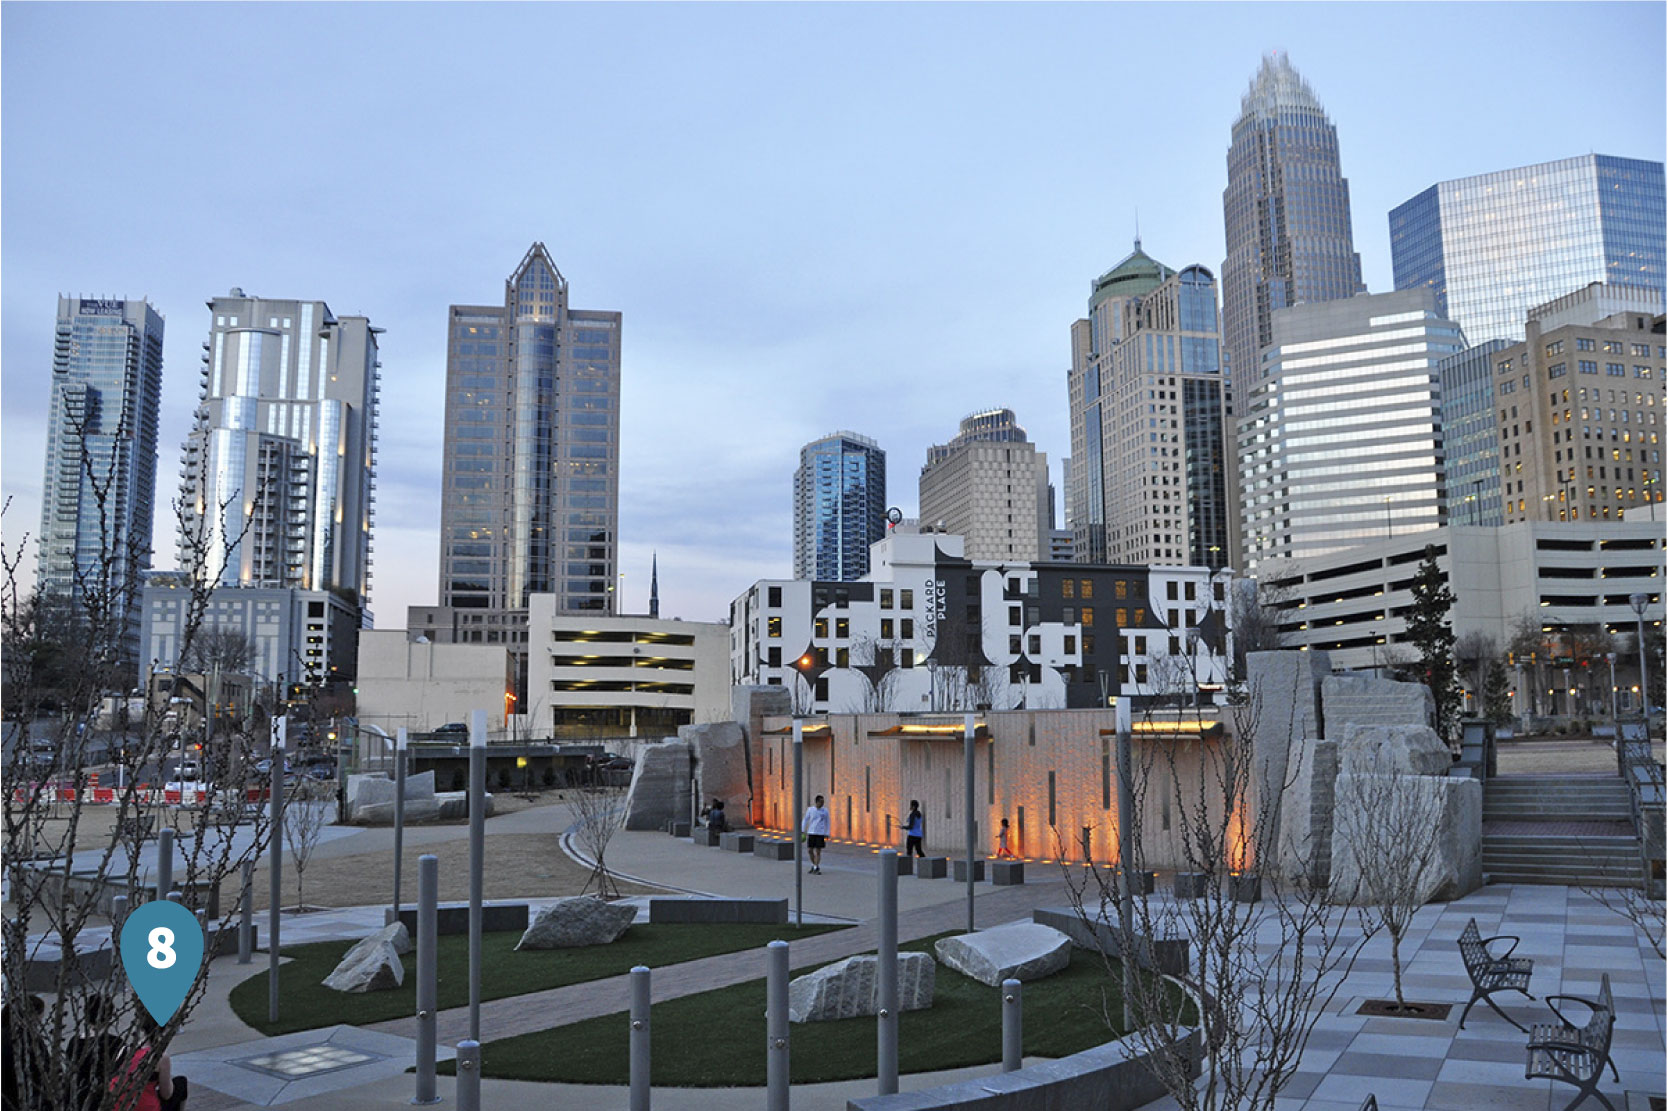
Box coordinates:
[1405,546,1460,741]
[568,776,628,898]
[283,778,333,911]
[1482,659,1514,727]
[1453,631,1496,718]
[1229,569,1297,681]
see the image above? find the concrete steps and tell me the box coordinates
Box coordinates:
[1482,774,1643,888]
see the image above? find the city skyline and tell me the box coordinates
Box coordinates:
[3,4,1663,624]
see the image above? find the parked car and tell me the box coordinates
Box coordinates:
[434,722,469,736]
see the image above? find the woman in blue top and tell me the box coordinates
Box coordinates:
[904,800,926,858]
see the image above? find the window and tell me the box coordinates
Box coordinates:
[1114,580,1128,600]
[1028,635,1041,655]
[835,618,849,639]
[1579,360,1598,375]
[880,588,893,610]
[900,589,914,609]
[1062,579,1075,599]
[814,617,828,638]
[901,618,914,639]
[1115,607,1128,626]
[1608,363,1626,377]
[881,618,893,639]
[1080,579,1093,600]
[901,648,915,668]
[768,646,781,667]
[1009,605,1021,626]
[767,586,781,607]
[1576,338,1596,351]
[1549,363,1567,379]
[1166,581,1179,600]
[767,616,781,638]
[1081,607,1094,627]
[1546,340,1564,356]
[1063,607,1075,624]
[1185,581,1197,601]
[1063,635,1076,655]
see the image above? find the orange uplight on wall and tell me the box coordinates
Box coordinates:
[1226,801,1252,873]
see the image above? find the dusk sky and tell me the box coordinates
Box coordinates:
[3,2,1664,627]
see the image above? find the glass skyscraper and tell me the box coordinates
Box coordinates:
[1437,338,1511,527]
[793,432,886,581]
[38,296,164,665]
[1390,154,1666,346]
[437,243,622,617]
[1221,53,1365,402]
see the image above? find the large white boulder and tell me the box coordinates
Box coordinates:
[346,774,395,815]
[322,939,404,993]
[623,741,693,830]
[934,922,1071,987]
[1330,773,1482,906]
[1337,723,1451,777]
[340,921,411,967]
[788,952,935,1023]
[516,897,636,949]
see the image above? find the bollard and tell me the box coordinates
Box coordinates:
[414,855,440,1104]
[156,828,175,899]
[964,714,976,934]
[630,965,651,1111]
[1002,979,1022,1072]
[389,728,408,927]
[238,860,253,964]
[166,891,184,905]
[792,722,804,928]
[467,709,486,1042]
[456,1040,481,1111]
[877,849,899,1096]
[269,717,286,1025]
[766,940,790,1111]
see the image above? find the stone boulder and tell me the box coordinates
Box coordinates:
[788,952,935,1023]
[354,797,442,825]
[934,922,1071,987]
[340,921,411,968]
[1321,674,1436,735]
[322,939,404,993]
[681,721,751,826]
[346,774,394,816]
[405,770,437,800]
[623,741,692,831]
[1329,773,1481,906]
[434,792,494,821]
[1337,723,1451,777]
[516,897,636,949]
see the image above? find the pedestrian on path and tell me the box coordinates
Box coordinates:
[905,800,926,857]
[803,794,831,874]
[109,1011,188,1111]
[995,818,1016,859]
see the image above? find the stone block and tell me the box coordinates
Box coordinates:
[434,791,494,821]
[648,897,788,924]
[1173,872,1209,899]
[323,939,403,993]
[952,858,985,882]
[347,774,395,819]
[1329,772,1481,906]
[353,798,442,826]
[517,896,636,949]
[754,838,794,860]
[1336,722,1452,777]
[1031,907,1189,977]
[894,854,915,876]
[915,856,948,879]
[681,720,752,827]
[719,831,756,853]
[341,921,411,968]
[1229,874,1261,904]
[701,827,723,847]
[1321,674,1436,735]
[991,860,1025,885]
[788,952,935,1023]
[623,740,692,831]
[670,821,691,837]
[397,902,529,936]
[935,922,1071,987]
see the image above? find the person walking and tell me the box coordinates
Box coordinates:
[803,794,831,874]
[995,817,1016,859]
[904,800,926,857]
[109,1011,187,1111]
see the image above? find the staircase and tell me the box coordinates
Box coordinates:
[1481,774,1642,888]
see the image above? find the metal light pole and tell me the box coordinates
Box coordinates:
[963,713,976,935]
[467,709,486,1042]
[392,727,407,926]
[1607,652,1619,733]
[877,849,899,1095]
[792,718,804,928]
[268,716,286,1024]
[1631,593,1654,720]
[1114,697,1135,1032]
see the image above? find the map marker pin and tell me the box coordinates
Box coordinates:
[119,900,205,1025]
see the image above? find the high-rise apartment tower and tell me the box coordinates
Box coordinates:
[38,296,165,665]
[793,431,886,581]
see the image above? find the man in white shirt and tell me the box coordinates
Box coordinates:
[803,794,831,874]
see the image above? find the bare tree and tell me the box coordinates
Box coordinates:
[845,636,907,714]
[1331,758,1446,1008]
[180,624,257,673]
[283,778,334,911]
[1230,570,1298,680]
[1454,631,1496,720]
[568,777,628,898]
[1581,884,1665,960]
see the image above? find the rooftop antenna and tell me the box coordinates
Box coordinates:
[1134,208,1142,253]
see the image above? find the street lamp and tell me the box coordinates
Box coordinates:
[1629,593,1654,720]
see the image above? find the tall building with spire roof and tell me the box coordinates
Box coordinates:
[1221,53,1364,410]
[649,552,659,619]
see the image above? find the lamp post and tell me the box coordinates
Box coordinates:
[1606,652,1618,734]
[1630,593,1654,720]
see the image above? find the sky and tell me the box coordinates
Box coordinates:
[3,2,1664,628]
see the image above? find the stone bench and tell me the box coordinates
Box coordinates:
[915,856,948,879]
[719,831,756,853]
[397,902,530,936]
[700,828,723,847]
[894,854,915,876]
[952,858,986,883]
[648,897,788,925]
[754,838,795,860]
[845,1026,1198,1111]
[991,860,1025,886]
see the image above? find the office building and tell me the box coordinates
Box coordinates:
[1390,154,1666,346]
[1238,289,1462,574]
[37,296,164,666]
[435,243,623,625]
[793,431,886,581]
[918,408,1050,562]
[1491,287,1665,524]
[1068,245,1234,568]
[732,525,1232,714]
[1221,52,1365,401]
[1440,339,1512,527]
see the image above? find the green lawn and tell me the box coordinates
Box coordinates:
[450,933,1194,1086]
[231,922,848,1036]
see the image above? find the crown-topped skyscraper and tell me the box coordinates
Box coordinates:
[1221,53,1365,401]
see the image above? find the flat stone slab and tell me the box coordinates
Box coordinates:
[952,858,986,883]
[915,857,948,879]
[991,860,1025,885]
[397,902,528,936]
[517,897,635,949]
[935,922,1071,987]
[788,952,935,1023]
[894,855,915,876]
[719,832,756,853]
[754,838,794,860]
[648,897,787,925]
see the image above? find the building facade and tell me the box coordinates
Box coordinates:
[793,431,886,581]
[436,243,622,621]
[733,527,1232,715]
[1390,154,1666,346]
[354,631,516,738]
[1068,246,1235,569]
[1491,290,1665,525]
[1439,339,1512,528]
[37,296,165,666]
[918,409,1051,562]
[1238,289,1462,574]
[1221,52,1365,408]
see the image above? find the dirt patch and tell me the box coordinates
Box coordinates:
[1356,999,1452,1020]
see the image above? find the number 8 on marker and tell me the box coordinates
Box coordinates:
[147,927,177,970]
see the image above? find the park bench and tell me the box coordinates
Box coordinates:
[1525,972,1618,1111]
[1457,917,1535,1030]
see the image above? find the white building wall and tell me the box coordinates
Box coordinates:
[355,630,512,737]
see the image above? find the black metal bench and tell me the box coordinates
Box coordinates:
[1457,917,1534,1030]
[1525,972,1618,1111]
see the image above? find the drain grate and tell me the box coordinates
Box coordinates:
[236,1044,383,1080]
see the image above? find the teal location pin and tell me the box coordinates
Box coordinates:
[119,900,205,1025]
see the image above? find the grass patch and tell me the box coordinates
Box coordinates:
[455,933,1194,1085]
[230,922,848,1036]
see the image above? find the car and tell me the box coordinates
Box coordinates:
[253,757,294,776]
[307,764,335,781]
[434,722,469,736]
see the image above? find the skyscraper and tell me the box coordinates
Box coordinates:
[1067,244,1235,568]
[1221,53,1365,399]
[436,243,623,623]
[1238,289,1462,574]
[918,408,1051,562]
[1437,338,1512,528]
[1390,154,1666,346]
[793,431,886,581]
[37,296,164,665]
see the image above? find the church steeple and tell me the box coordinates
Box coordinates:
[649,552,659,619]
